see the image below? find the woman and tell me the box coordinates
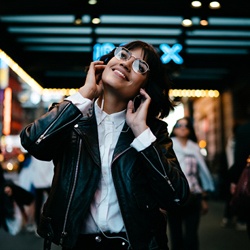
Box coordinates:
[0,163,34,235]
[0,165,13,233]
[168,117,214,250]
[20,40,189,250]
[228,121,250,237]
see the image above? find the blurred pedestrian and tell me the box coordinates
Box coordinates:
[228,120,250,238]
[167,117,215,250]
[18,153,36,232]
[221,124,246,230]
[28,156,54,229]
[0,160,34,235]
[0,164,13,233]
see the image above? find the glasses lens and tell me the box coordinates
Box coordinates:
[114,47,130,61]
[114,47,149,74]
[175,124,189,129]
[132,60,149,74]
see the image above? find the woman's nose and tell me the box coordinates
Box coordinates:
[120,58,134,71]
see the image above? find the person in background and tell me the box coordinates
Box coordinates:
[167,117,215,250]
[28,155,54,230]
[20,40,189,250]
[0,164,13,233]
[221,124,246,230]
[228,120,250,238]
[0,158,34,235]
[18,153,36,232]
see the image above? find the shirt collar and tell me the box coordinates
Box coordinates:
[95,99,126,127]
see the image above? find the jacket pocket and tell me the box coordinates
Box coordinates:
[133,192,157,211]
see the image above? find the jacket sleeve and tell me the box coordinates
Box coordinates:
[20,100,83,161]
[140,120,190,208]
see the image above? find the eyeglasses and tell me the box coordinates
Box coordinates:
[114,47,150,75]
[174,123,189,129]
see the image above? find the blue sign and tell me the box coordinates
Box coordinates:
[93,42,115,61]
[93,43,183,64]
[159,43,183,64]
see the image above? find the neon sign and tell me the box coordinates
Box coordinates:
[159,44,183,64]
[93,43,183,64]
[93,43,115,61]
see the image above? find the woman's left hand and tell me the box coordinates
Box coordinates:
[126,88,151,137]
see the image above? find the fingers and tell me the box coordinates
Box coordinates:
[88,61,105,79]
[128,88,151,114]
[139,88,151,103]
[136,88,151,112]
[89,60,104,68]
[91,61,105,70]
[88,60,104,73]
[80,61,105,99]
[126,100,134,114]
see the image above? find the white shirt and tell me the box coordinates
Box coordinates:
[171,137,214,193]
[66,92,156,233]
[29,156,54,188]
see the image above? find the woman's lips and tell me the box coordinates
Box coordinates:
[113,69,128,80]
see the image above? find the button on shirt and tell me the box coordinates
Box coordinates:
[66,92,156,233]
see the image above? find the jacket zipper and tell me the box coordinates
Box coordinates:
[141,146,176,192]
[36,103,82,144]
[59,138,82,245]
[111,146,132,247]
[112,144,178,247]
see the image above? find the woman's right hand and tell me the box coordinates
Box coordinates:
[79,61,106,100]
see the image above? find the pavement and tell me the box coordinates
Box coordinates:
[0,200,249,250]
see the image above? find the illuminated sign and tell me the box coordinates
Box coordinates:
[3,87,12,135]
[93,43,115,61]
[159,43,183,64]
[93,43,183,64]
[0,58,9,89]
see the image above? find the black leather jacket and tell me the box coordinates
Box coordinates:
[20,100,189,249]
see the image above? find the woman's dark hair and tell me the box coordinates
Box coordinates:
[99,40,174,119]
[170,117,198,142]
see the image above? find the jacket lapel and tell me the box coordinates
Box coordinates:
[113,123,135,161]
[74,115,101,167]
[75,117,135,166]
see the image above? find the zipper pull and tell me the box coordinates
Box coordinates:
[164,176,175,191]
[36,134,45,144]
[60,231,68,245]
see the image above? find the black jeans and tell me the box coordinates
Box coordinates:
[62,232,130,250]
[167,194,202,250]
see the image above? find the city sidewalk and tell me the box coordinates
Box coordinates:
[0,200,249,250]
[199,200,249,250]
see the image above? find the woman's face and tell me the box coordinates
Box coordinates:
[101,47,149,100]
[173,119,190,138]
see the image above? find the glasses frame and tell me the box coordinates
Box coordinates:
[174,123,189,129]
[114,47,150,75]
